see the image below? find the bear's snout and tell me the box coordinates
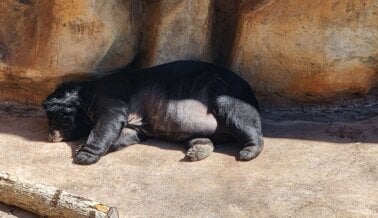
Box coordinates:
[45,130,63,142]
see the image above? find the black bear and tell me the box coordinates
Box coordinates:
[43,61,263,165]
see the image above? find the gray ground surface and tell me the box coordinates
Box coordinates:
[0,115,377,217]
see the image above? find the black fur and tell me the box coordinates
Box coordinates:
[43,61,263,164]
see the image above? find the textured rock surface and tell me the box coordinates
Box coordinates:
[0,116,377,217]
[141,0,213,67]
[231,0,378,104]
[0,0,377,106]
[0,0,138,104]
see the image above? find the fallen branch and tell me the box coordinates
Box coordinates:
[0,172,118,218]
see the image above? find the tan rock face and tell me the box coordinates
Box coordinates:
[230,0,378,104]
[0,0,377,106]
[141,0,213,67]
[0,0,138,104]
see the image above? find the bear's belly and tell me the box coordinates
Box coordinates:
[128,99,219,141]
[150,99,219,140]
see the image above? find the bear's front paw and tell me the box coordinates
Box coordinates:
[74,151,100,165]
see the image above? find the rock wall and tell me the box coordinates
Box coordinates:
[140,0,213,66]
[0,0,377,107]
[230,0,378,105]
[0,0,138,104]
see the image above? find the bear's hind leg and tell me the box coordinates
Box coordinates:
[186,138,214,161]
[214,95,264,161]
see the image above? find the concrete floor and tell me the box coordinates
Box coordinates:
[0,116,377,217]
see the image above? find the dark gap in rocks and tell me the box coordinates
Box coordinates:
[210,0,241,65]
[17,0,33,5]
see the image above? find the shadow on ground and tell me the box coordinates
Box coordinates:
[263,117,378,143]
[0,203,37,218]
[0,112,377,145]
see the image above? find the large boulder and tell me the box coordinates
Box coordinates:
[230,0,378,104]
[0,0,138,104]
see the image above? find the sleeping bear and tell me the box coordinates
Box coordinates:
[43,61,263,165]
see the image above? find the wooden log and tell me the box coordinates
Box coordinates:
[0,172,118,218]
